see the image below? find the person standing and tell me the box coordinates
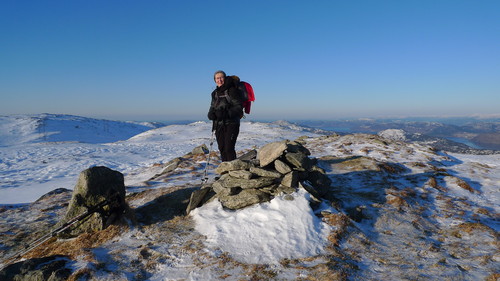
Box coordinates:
[207,70,243,161]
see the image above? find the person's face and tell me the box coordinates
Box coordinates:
[215,73,225,87]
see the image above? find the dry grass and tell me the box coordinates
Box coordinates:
[23,224,124,261]
[322,213,351,247]
[457,222,495,234]
[455,178,477,193]
[486,273,500,281]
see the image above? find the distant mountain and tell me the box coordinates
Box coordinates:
[297,118,500,153]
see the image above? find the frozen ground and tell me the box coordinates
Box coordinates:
[0,114,498,280]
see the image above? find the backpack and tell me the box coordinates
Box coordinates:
[230,75,255,114]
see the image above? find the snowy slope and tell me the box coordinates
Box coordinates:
[0,115,323,204]
[0,113,161,146]
[0,114,498,280]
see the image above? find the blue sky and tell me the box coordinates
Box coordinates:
[1,0,499,121]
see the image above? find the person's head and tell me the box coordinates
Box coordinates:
[214,70,226,87]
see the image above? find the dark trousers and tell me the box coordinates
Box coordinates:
[215,122,240,162]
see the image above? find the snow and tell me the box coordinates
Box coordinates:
[1,114,332,277]
[191,189,333,264]
[0,115,319,204]
[1,114,499,279]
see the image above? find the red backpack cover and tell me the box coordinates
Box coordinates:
[242,82,255,114]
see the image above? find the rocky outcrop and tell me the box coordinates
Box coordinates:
[0,255,73,281]
[57,166,134,237]
[193,140,332,210]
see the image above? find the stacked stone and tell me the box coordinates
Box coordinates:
[212,140,332,210]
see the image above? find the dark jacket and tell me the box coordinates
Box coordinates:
[207,76,243,127]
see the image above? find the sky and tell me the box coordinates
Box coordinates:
[1,0,499,121]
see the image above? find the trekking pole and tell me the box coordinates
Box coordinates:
[201,130,215,185]
[0,194,116,270]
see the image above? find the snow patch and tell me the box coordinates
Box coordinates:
[191,189,332,264]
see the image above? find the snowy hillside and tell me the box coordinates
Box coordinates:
[0,113,162,146]
[0,115,324,204]
[0,114,498,280]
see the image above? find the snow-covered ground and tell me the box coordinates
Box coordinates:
[0,114,319,204]
[1,114,498,280]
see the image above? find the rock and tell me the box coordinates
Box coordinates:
[238,149,257,161]
[191,144,209,155]
[186,185,212,215]
[215,159,253,174]
[299,182,321,200]
[0,255,73,281]
[286,141,311,155]
[275,185,297,195]
[274,159,292,174]
[212,181,241,196]
[285,152,312,170]
[219,189,271,210]
[281,171,299,188]
[306,170,332,195]
[258,141,288,167]
[161,157,182,174]
[220,175,277,190]
[58,166,133,237]
[229,170,253,180]
[190,140,334,211]
[249,167,282,178]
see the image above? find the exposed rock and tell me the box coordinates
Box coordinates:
[191,144,209,155]
[186,184,212,215]
[215,159,253,174]
[220,175,277,190]
[258,141,288,167]
[238,149,258,161]
[161,157,182,174]
[274,159,292,174]
[190,140,333,210]
[0,255,73,281]
[281,171,299,188]
[229,170,253,180]
[285,152,312,170]
[212,181,240,196]
[58,166,133,237]
[320,156,381,173]
[249,167,282,178]
[219,189,271,210]
[378,129,407,141]
[286,141,311,155]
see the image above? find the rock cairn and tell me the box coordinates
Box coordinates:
[198,139,332,210]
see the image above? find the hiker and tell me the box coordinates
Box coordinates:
[207,70,244,162]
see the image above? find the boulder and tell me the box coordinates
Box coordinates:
[58,166,133,237]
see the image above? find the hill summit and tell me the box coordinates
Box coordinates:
[1,115,498,280]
